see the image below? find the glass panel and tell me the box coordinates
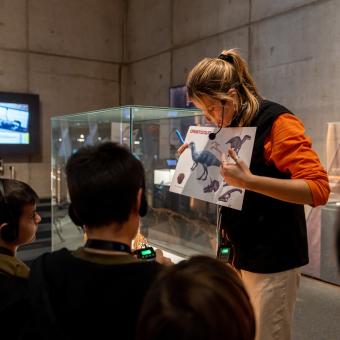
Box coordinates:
[303,122,340,286]
[51,107,340,286]
[51,106,216,258]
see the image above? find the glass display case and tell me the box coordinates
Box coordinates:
[51,106,217,258]
[303,122,340,285]
[51,107,340,286]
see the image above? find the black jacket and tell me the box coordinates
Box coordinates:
[222,100,309,273]
[25,248,163,340]
[0,253,31,340]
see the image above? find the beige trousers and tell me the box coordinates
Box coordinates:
[241,268,301,340]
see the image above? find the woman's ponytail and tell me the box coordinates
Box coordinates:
[187,48,261,126]
[218,49,260,126]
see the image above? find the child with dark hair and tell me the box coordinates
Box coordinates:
[26,142,169,340]
[0,179,41,338]
[137,255,255,340]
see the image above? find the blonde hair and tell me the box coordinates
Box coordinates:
[186,49,260,126]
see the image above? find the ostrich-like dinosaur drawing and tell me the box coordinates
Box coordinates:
[218,188,243,202]
[210,141,223,156]
[203,178,220,193]
[210,141,230,187]
[225,135,252,156]
[188,142,221,180]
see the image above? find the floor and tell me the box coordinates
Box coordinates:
[162,248,340,340]
[293,275,340,340]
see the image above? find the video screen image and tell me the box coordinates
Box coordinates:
[0,102,29,144]
[170,86,196,109]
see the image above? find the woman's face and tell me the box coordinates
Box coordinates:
[192,95,235,127]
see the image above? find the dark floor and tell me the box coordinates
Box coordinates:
[160,248,340,340]
[293,275,340,340]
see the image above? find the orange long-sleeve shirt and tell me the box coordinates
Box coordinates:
[264,113,330,207]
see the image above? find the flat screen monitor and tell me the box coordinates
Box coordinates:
[166,159,177,168]
[0,92,40,157]
[169,85,195,109]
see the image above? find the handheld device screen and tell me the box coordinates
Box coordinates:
[134,247,156,261]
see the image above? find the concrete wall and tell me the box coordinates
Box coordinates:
[251,0,340,164]
[1,0,338,194]
[0,0,124,196]
[124,0,338,167]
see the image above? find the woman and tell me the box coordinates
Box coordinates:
[180,49,330,340]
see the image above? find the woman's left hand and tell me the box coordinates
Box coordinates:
[220,149,253,189]
[221,148,315,206]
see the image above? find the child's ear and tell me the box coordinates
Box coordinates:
[136,188,142,214]
[0,222,8,230]
[138,188,148,217]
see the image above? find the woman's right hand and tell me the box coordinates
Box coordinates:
[155,249,173,266]
[177,142,189,157]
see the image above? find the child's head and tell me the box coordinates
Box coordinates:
[0,179,40,246]
[66,142,147,230]
[137,256,255,340]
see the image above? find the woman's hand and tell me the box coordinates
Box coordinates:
[155,249,173,266]
[221,149,314,205]
[177,142,189,157]
[220,149,253,189]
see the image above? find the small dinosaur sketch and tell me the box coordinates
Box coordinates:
[225,135,251,156]
[203,178,220,193]
[188,142,221,180]
[210,141,223,156]
[218,188,243,202]
[177,173,185,184]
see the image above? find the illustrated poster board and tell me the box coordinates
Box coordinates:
[170,126,256,210]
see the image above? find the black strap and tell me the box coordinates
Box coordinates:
[85,239,131,254]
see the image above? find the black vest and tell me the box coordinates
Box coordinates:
[221,100,308,273]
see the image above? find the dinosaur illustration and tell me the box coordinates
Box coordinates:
[177,173,185,184]
[210,141,223,156]
[225,135,252,156]
[218,188,243,202]
[203,178,220,193]
[188,142,221,180]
